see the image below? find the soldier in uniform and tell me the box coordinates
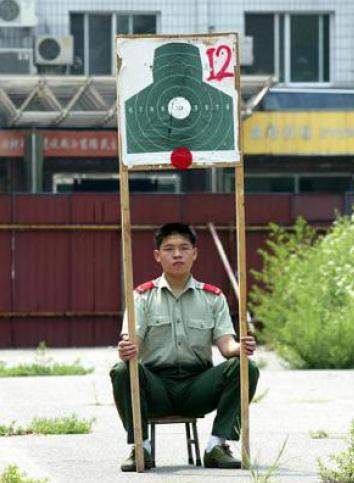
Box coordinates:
[110,223,259,471]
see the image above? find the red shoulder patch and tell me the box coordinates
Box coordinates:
[135,280,155,294]
[203,283,222,295]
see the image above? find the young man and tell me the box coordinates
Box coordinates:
[110,223,259,471]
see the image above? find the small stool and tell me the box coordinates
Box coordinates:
[148,415,203,467]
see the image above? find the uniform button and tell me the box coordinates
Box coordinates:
[178,341,182,346]
[156,320,159,324]
[177,319,181,324]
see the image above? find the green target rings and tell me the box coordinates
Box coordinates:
[125,42,235,154]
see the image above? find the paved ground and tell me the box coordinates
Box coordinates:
[0,346,353,482]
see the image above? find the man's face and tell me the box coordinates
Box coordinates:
[154,234,198,277]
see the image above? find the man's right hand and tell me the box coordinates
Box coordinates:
[118,336,138,361]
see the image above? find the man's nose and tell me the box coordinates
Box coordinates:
[172,248,183,256]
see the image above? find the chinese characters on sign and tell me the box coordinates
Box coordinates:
[250,124,313,141]
[43,132,117,156]
[244,112,354,155]
[0,131,118,158]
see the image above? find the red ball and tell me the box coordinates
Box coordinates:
[170,147,193,170]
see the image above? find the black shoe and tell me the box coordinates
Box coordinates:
[203,444,242,469]
[121,446,153,472]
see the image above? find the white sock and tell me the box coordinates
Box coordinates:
[205,435,226,453]
[143,439,151,453]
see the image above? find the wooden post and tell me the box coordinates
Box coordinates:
[118,151,145,473]
[235,33,250,468]
[235,162,250,468]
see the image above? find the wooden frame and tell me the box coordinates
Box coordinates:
[116,32,250,472]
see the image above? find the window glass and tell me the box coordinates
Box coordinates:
[133,15,156,34]
[245,14,274,75]
[291,15,319,82]
[299,177,351,193]
[70,13,84,75]
[116,15,129,34]
[245,177,295,193]
[89,15,112,75]
[278,14,285,82]
[323,15,330,81]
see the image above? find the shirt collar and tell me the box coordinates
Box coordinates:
[158,273,197,294]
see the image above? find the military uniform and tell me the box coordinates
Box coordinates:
[110,274,259,444]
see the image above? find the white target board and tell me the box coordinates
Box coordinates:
[116,34,241,170]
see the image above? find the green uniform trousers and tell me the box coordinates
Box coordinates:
[110,358,260,444]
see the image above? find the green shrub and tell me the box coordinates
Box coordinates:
[250,215,354,369]
[318,421,354,482]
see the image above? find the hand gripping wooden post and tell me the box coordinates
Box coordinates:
[119,164,145,472]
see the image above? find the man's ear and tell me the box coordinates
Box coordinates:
[193,246,198,261]
[153,249,161,263]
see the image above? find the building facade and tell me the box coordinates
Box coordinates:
[0,0,353,197]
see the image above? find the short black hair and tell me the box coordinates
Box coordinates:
[154,223,197,248]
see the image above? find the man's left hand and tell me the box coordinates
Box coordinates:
[240,335,257,356]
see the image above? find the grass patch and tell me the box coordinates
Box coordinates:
[0,342,93,377]
[0,464,49,483]
[318,420,354,482]
[0,362,93,377]
[310,430,329,439]
[0,415,94,436]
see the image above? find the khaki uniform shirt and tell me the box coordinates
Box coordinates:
[122,274,235,369]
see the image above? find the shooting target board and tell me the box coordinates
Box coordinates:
[116,34,241,170]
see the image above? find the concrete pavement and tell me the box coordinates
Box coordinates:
[0,346,352,482]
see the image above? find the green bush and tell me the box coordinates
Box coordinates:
[250,215,354,369]
[318,421,354,482]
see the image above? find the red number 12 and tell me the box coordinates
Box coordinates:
[206,45,234,81]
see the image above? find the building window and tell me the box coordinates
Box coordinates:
[70,13,157,75]
[299,176,352,194]
[245,13,330,84]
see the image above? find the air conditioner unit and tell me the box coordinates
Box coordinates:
[0,0,37,27]
[240,36,254,66]
[35,35,74,65]
[0,48,35,73]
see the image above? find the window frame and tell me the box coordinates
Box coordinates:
[223,172,353,194]
[245,12,332,87]
[71,11,159,76]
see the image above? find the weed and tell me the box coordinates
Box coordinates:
[0,415,94,436]
[0,342,93,377]
[247,438,288,482]
[0,362,93,377]
[318,420,354,482]
[31,415,94,435]
[0,464,49,483]
[310,430,329,439]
